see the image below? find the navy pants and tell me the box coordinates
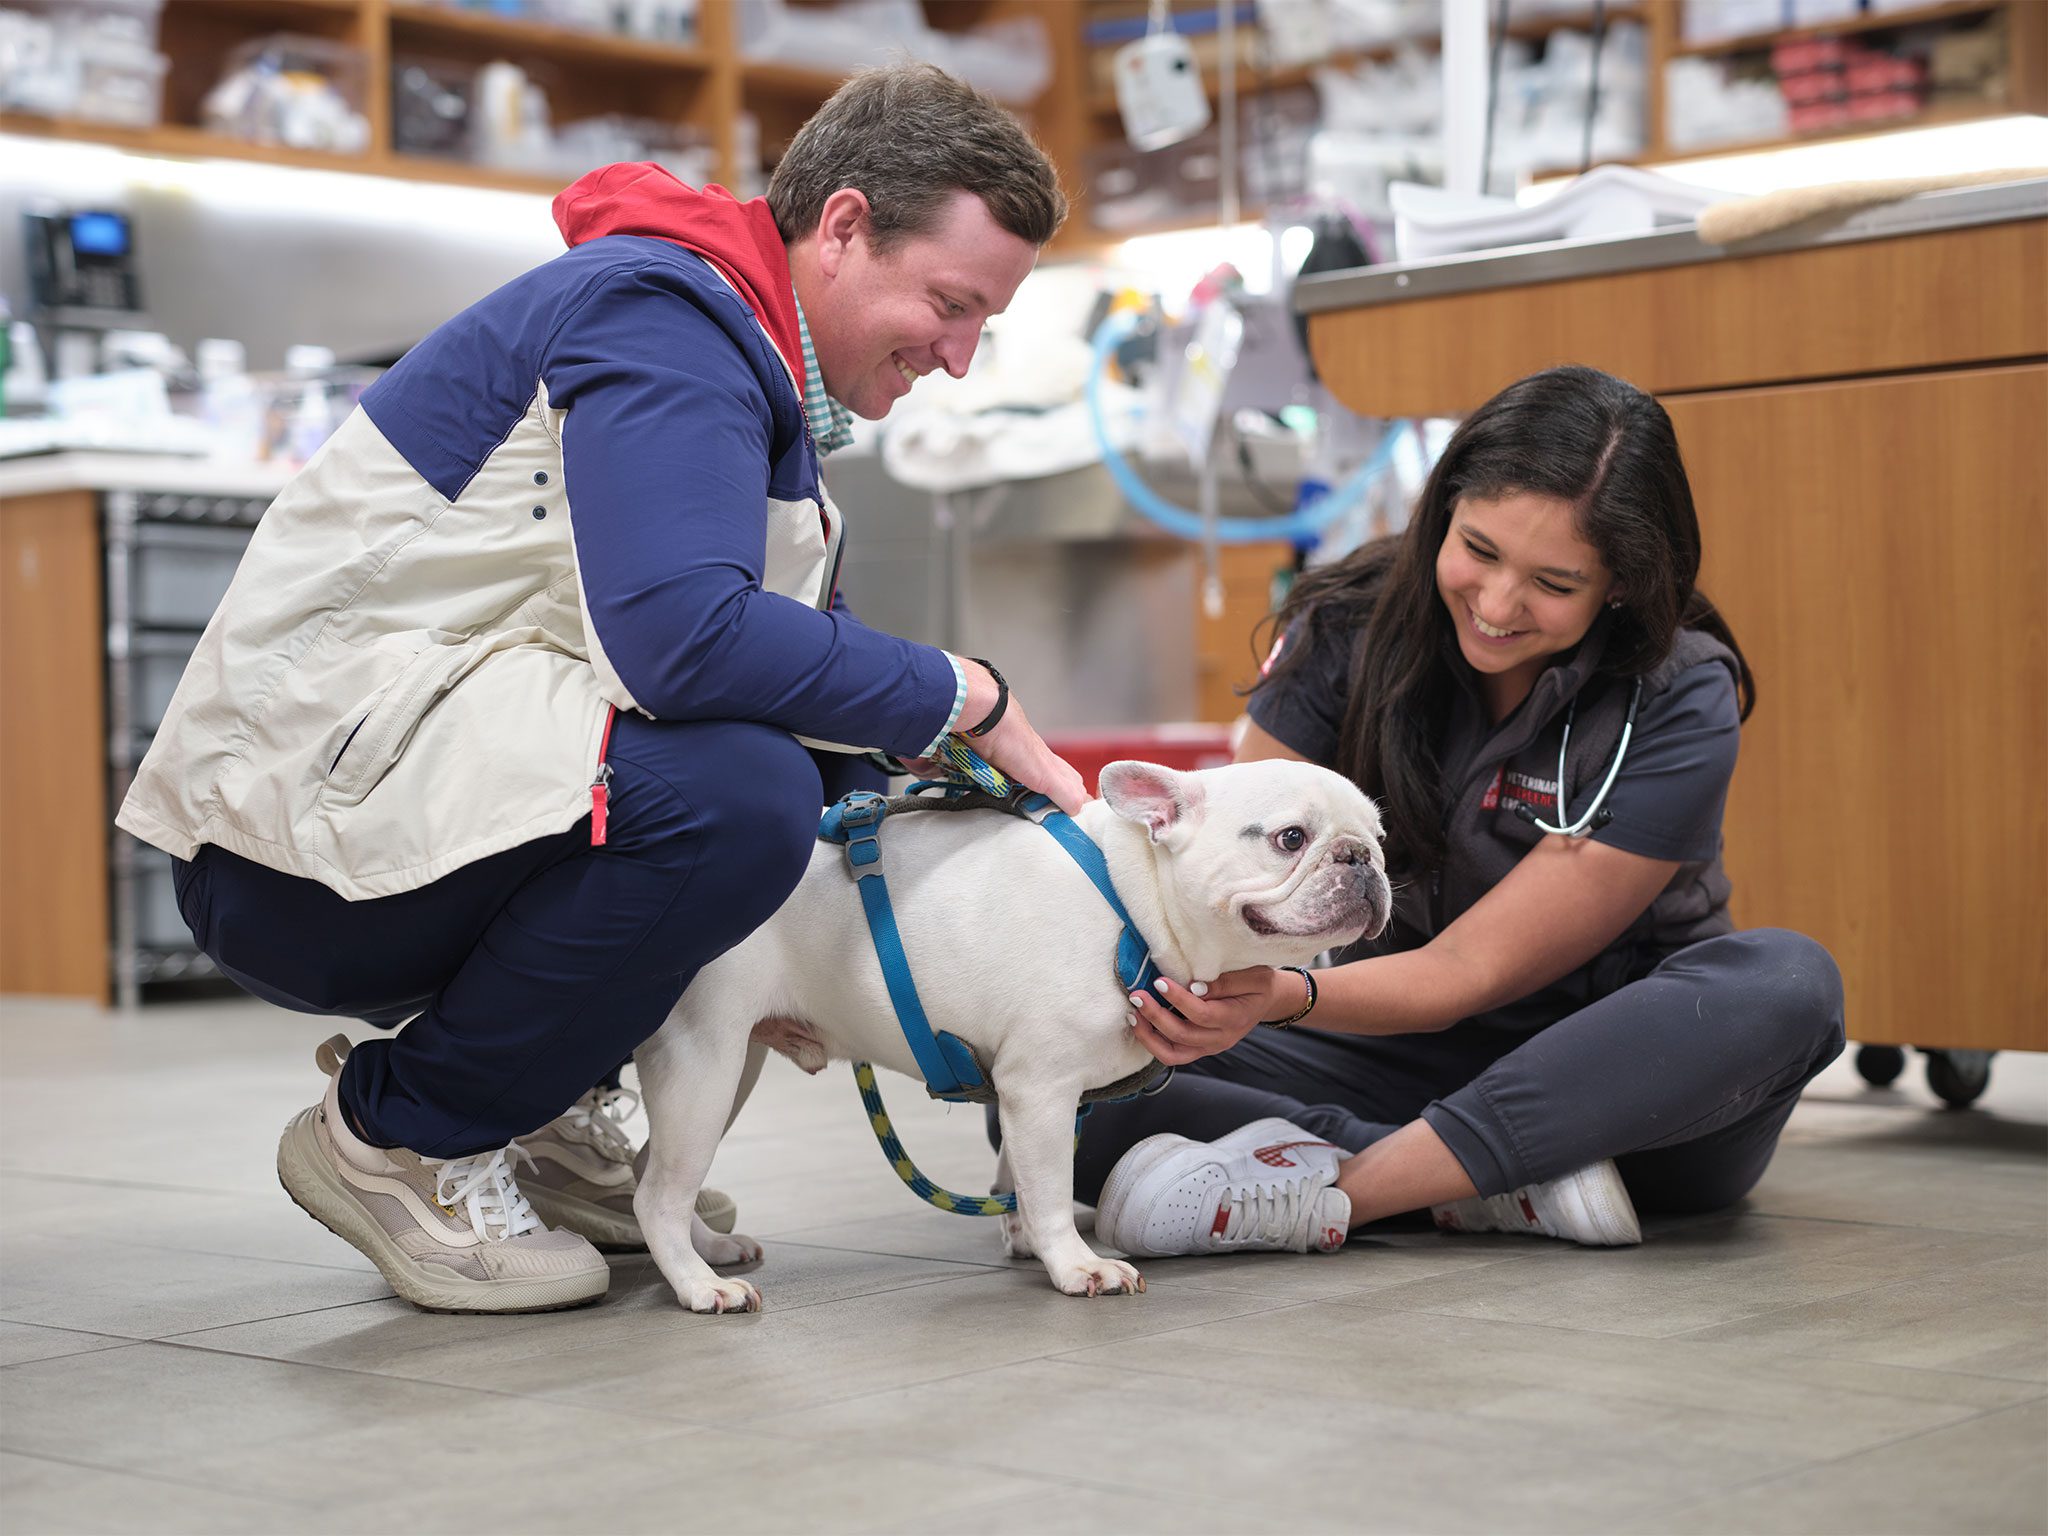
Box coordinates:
[173,713,880,1159]
[1070,929,1845,1217]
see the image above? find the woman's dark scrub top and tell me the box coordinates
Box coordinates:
[1246,612,1743,1034]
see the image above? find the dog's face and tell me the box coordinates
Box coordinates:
[1098,758,1390,967]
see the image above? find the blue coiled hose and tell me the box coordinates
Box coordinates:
[1085,307,1408,546]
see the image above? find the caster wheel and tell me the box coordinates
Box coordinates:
[1855,1044,1906,1087]
[1924,1049,1993,1109]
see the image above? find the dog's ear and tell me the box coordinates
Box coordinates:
[1099,761,1204,845]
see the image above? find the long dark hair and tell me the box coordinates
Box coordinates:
[1259,365,1754,877]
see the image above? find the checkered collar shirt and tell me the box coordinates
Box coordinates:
[793,299,855,456]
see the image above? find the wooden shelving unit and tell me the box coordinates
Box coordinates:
[1664,0,2002,59]
[1081,8,1648,119]
[1,0,2039,249]
[383,2,714,69]
[1648,0,2041,162]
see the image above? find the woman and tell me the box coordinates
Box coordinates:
[1084,365,1845,1258]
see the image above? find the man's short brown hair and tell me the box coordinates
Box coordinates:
[767,63,1067,251]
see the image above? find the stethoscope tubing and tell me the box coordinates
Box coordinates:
[1526,677,1644,839]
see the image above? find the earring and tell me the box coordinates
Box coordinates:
[1607,598,1624,610]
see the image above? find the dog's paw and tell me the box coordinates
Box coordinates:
[1048,1255,1144,1298]
[999,1210,1035,1259]
[698,1229,763,1267]
[692,1212,762,1267]
[676,1274,762,1314]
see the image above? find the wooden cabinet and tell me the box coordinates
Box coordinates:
[1306,208,2048,1054]
[1,464,288,1006]
[0,491,107,1001]
[1194,541,1294,723]
[1667,365,2046,1051]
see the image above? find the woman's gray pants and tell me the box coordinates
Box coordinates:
[1071,929,1846,1214]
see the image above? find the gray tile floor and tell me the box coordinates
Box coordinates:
[2,995,2043,1536]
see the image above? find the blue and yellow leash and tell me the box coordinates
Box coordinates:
[929,733,1016,797]
[852,1061,1037,1216]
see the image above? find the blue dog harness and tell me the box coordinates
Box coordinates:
[816,784,1164,1104]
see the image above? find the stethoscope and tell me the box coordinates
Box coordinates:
[1511,677,1643,839]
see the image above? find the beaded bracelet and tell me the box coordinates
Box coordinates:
[1262,965,1317,1028]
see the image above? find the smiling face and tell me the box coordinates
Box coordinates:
[1435,491,1616,718]
[794,187,1038,421]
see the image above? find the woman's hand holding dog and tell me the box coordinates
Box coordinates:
[1129,968,1308,1066]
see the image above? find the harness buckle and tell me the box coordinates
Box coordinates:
[836,790,886,831]
[844,829,882,876]
[836,790,887,880]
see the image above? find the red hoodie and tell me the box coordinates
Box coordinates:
[552,163,805,393]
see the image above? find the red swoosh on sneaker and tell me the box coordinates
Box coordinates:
[1253,1140,1340,1168]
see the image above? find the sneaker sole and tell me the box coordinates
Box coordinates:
[277,1109,609,1315]
[520,1184,645,1252]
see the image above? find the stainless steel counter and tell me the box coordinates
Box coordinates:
[0,452,294,502]
[1295,176,2048,313]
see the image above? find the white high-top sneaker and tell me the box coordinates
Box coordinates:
[1095,1117,1352,1259]
[276,1036,610,1313]
[1432,1160,1642,1247]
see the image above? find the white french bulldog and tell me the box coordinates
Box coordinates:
[632,757,1390,1312]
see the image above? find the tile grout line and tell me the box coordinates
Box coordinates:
[0,1166,283,1198]
[0,1444,327,1512]
[1652,1243,2048,1361]
[718,1296,1326,1433]
[1642,1390,2048,1525]
[146,1261,1042,1360]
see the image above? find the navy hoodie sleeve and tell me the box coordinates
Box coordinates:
[541,264,954,754]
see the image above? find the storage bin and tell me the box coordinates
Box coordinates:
[392,54,475,158]
[73,45,164,125]
[131,523,251,630]
[0,0,163,123]
[203,33,370,153]
[53,0,161,61]
[1043,725,1233,799]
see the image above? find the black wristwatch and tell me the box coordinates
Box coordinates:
[961,658,1009,738]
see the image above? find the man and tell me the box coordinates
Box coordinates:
[119,65,1085,1314]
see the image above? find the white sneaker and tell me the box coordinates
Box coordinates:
[276,1036,610,1313]
[1095,1117,1352,1258]
[1431,1160,1642,1246]
[518,1087,738,1247]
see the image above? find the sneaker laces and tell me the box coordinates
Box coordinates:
[428,1144,543,1241]
[1214,1177,1321,1247]
[561,1086,639,1165]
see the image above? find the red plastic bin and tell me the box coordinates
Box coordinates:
[1043,723,1237,797]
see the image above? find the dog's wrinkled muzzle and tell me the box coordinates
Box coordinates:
[1245,850,1389,942]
